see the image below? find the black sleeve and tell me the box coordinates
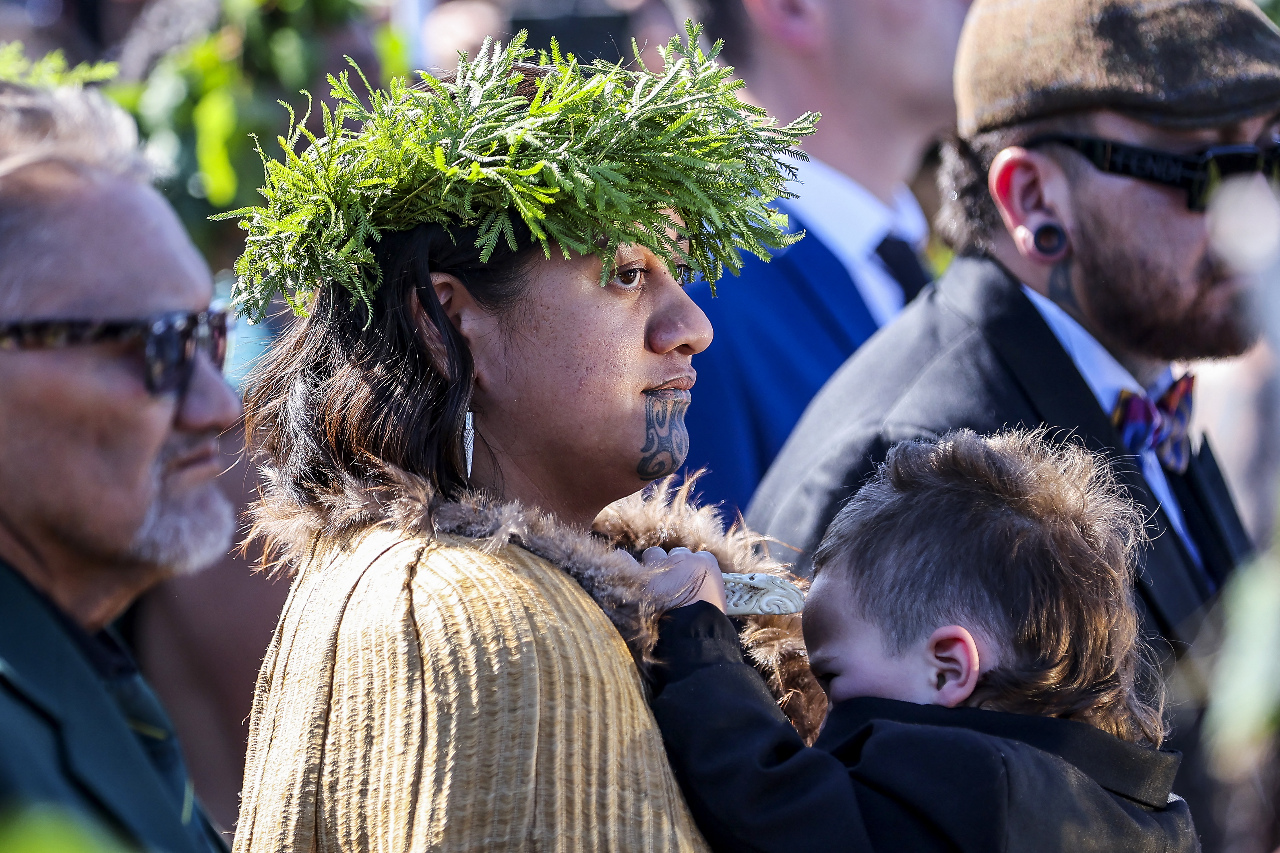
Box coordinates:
[649,602,876,853]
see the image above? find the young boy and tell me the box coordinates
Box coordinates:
[647,429,1198,853]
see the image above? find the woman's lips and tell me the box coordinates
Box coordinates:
[643,388,692,401]
[646,374,695,392]
[644,374,695,400]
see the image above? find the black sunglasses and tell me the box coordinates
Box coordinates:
[0,309,230,396]
[1024,134,1280,211]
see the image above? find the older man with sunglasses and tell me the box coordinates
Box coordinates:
[0,82,238,851]
[749,0,1280,848]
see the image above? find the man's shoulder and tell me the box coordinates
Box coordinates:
[833,714,1196,853]
[0,572,86,724]
[689,254,794,314]
[747,280,1038,552]
[747,260,1055,543]
[810,276,1021,425]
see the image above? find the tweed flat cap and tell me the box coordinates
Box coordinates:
[956,0,1280,137]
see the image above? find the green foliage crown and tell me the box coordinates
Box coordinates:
[220,21,818,322]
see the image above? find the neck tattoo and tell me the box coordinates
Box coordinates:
[637,391,691,480]
[1047,256,1082,318]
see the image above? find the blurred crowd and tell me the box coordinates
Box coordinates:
[1,0,1280,852]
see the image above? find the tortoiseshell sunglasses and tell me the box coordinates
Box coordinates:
[0,308,230,396]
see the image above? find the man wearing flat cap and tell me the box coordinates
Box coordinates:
[749,0,1277,844]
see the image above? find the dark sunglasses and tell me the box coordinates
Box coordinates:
[1024,134,1280,211]
[0,309,230,396]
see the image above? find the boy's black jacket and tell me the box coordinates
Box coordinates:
[652,602,1199,853]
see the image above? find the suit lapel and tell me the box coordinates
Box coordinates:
[936,258,1215,646]
[1169,443,1253,589]
[0,565,197,853]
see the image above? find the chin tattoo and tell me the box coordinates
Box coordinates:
[637,392,691,480]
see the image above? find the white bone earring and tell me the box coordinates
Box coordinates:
[464,411,475,479]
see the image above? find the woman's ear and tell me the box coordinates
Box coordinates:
[408,270,490,345]
[924,625,983,708]
[405,272,489,377]
[988,147,1074,265]
[428,271,471,334]
[412,270,502,392]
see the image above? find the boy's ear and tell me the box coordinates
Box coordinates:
[925,625,983,708]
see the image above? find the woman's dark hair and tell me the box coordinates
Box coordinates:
[243,219,539,517]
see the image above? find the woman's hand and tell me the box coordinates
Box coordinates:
[639,546,727,613]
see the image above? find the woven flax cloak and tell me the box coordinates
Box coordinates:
[234,475,821,852]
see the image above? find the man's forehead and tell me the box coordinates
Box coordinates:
[1,169,212,319]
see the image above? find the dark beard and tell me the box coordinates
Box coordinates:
[1073,214,1259,361]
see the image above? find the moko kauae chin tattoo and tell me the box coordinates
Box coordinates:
[637,390,691,480]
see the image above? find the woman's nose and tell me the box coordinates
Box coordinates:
[648,280,714,356]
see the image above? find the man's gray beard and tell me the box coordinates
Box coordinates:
[127,462,236,577]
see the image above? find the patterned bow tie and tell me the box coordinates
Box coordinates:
[1110,373,1195,474]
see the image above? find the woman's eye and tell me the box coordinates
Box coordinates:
[612,267,645,289]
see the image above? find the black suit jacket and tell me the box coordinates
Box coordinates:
[747,255,1251,648]
[652,603,1198,853]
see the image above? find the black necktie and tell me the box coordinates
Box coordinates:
[875,235,932,304]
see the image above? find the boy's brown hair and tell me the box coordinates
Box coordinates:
[812,428,1166,746]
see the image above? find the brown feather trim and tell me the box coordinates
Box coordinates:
[247,467,829,738]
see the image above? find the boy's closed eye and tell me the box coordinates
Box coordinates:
[809,665,836,696]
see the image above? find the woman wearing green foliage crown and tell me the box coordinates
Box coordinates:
[230,25,816,852]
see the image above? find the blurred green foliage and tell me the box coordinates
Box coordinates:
[1205,555,1280,780]
[1260,0,1280,24]
[0,806,130,853]
[0,44,117,87]
[106,0,404,268]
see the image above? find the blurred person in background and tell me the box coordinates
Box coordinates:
[749,0,1280,847]
[0,79,239,851]
[1198,177,1280,853]
[422,0,508,69]
[680,0,972,517]
[122,3,383,826]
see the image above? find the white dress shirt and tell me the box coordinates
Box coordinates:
[1022,285,1203,567]
[778,156,929,328]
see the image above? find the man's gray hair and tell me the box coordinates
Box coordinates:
[0,82,150,316]
[0,81,148,181]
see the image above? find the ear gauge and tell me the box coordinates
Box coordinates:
[1032,223,1068,258]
